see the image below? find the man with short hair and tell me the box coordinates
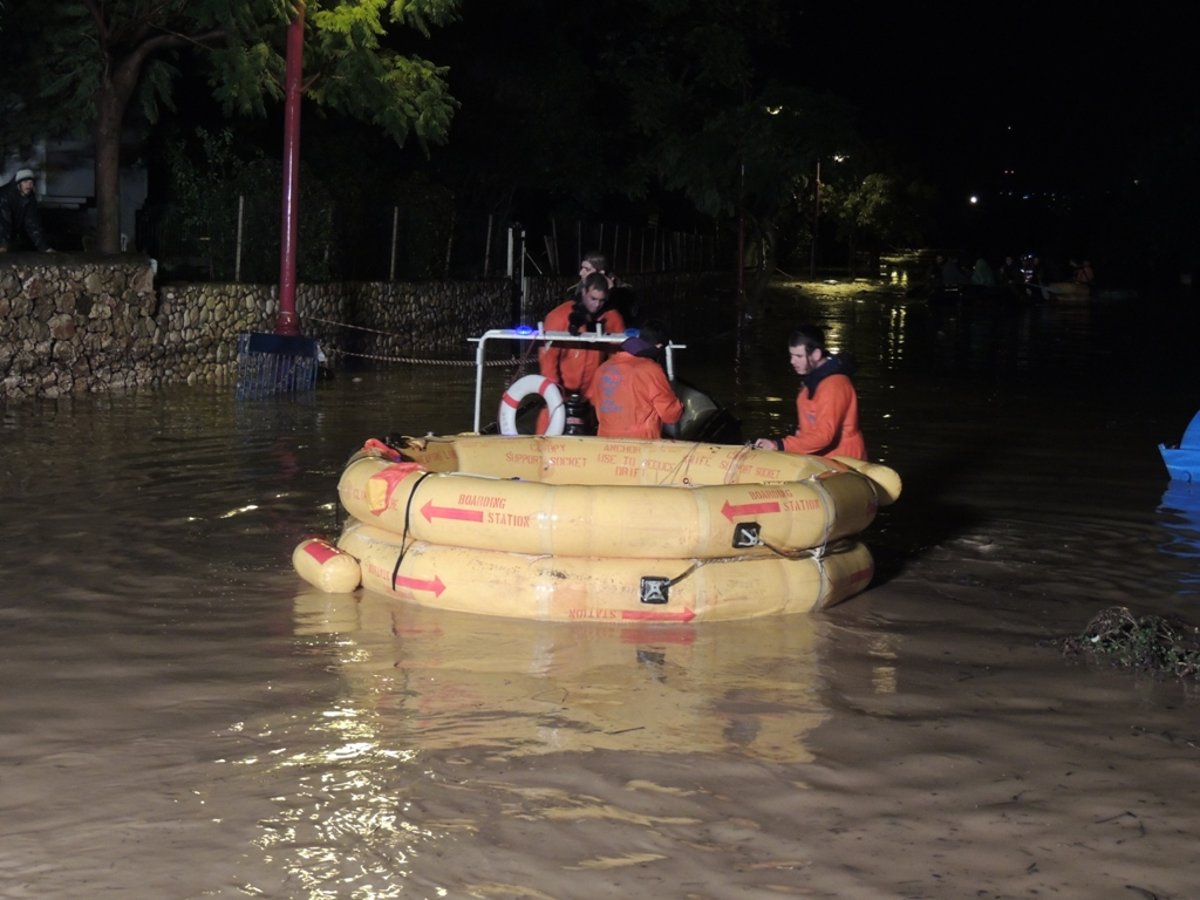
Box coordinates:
[532,272,626,434]
[539,271,626,398]
[0,168,52,252]
[754,324,866,459]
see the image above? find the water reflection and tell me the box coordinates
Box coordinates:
[237,591,835,894]
[291,589,828,763]
[1157,480,1200,590]
[8,282,1200,897]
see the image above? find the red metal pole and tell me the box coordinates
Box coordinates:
[276,1,305,337]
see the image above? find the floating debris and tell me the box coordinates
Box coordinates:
[1062,606,1200,680]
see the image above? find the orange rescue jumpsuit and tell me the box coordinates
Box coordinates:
[536,300,626,433]
[539,300,627,394]
[587,350,683,440]
[781,370,866,459]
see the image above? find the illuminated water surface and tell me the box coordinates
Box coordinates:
[3,281,1199,898]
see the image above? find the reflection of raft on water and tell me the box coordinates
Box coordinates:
[295,434,902,623]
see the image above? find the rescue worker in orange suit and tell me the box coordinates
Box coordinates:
[587,320,682,440]
[537,272,626,432]
[753,324,866,459]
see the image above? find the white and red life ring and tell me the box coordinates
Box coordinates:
[498,374,566,436]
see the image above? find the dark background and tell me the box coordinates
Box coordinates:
[6,1,1196,287]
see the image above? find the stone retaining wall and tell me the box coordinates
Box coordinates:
[0,254,729,402]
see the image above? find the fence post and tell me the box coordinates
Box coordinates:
[234,194,245,283]
[550,217,559,273]
[483,213,493,277]
[389,206,399,281]
[443,201,455,278]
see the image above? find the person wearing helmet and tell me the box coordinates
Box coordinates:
[0,168,52,252]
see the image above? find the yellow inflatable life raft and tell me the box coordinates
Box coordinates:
[294,434,902,623]
[340,519,874,622]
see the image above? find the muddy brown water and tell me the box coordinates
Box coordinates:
[3,281,1199,898]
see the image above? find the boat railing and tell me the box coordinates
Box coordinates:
[468,325,685,433]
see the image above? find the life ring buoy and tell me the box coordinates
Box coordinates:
[499,374,565,436]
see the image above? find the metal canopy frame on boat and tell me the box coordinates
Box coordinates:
[468,326,685,433]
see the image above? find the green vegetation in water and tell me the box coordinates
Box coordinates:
[1063,606,1200,680]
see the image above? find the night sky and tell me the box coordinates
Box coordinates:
[794,2,1194,192]
[762,1,1195,273]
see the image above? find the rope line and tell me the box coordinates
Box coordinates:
[302,314,410,337]
[336,349,521,367]
[300,314,536,368]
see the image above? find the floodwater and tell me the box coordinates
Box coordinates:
[3,280,1200,899]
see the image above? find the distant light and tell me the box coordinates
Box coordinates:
[969,195,978,205]
[765,106,783,116]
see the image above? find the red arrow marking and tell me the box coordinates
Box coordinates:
[393,574,446,596]
[421,500,485,523]
[721,499,781,521]
[621,607,696,623]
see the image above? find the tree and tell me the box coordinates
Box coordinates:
[599,0,862,306]
[0,0,458,253]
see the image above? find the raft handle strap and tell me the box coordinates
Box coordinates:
[807,474,836,551]
[662,538,851,593]
[739,536,854,562]
[390,470,437,589]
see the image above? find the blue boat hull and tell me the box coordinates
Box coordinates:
[1160,445,1200,482]
[1161,410,1200,481]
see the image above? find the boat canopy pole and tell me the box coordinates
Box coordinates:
[468,327,684,433]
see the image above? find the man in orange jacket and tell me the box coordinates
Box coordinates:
[753,324,866,459]
[535,272,626,433]
[588,321,682,440]
[539,272,626,397]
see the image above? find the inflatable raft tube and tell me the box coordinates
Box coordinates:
[338,520,874,623]
[378,434,902,505]
[338,454,880,560]
[292,537,362,594]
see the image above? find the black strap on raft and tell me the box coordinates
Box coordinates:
[390,470,436,589]
[653,538,853,593]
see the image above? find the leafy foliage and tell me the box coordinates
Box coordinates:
[0,0,459,252]
[159,127,334,282]
[153,122,459,281]
[1,0,939,275]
